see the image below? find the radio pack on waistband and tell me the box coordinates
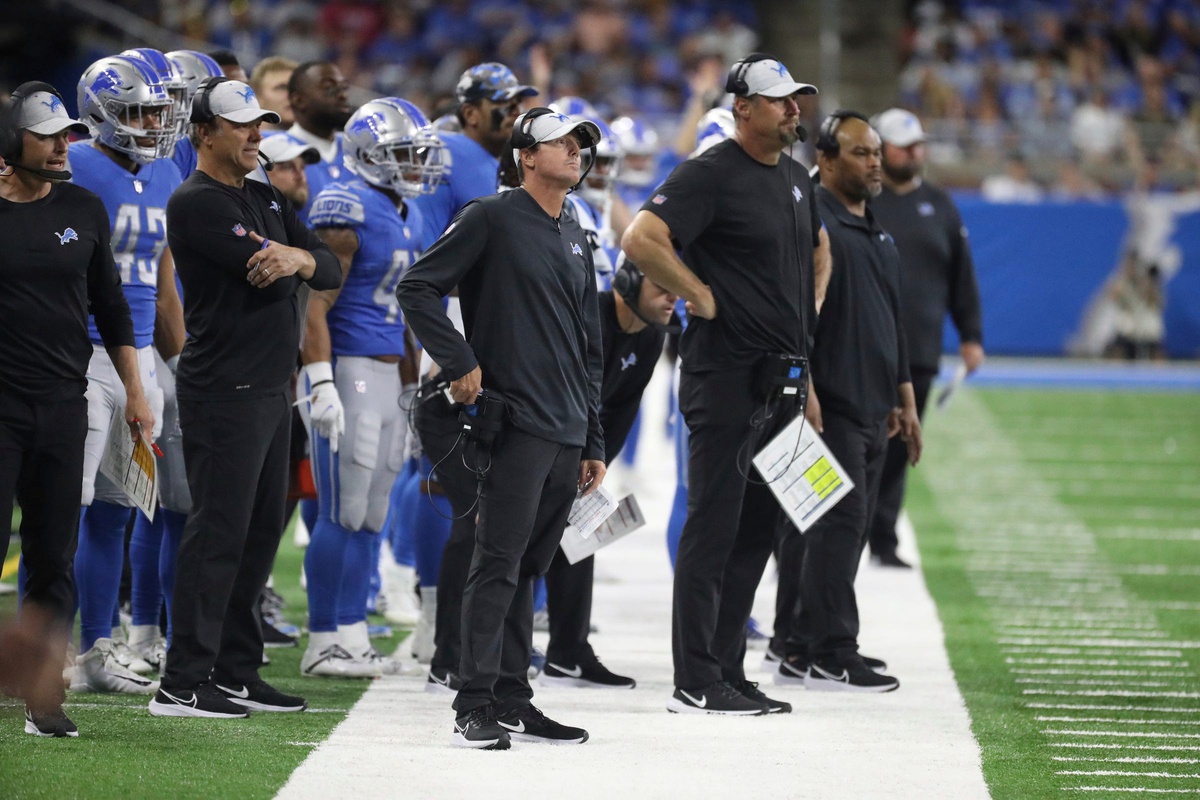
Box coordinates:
[459,390,507,446]
[756,354,809,404]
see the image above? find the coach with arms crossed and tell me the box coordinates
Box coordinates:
[398,108,605,751]
[149,78,341,719]
[623,54,824,717]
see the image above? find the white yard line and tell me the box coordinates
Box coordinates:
[275,365,989,800]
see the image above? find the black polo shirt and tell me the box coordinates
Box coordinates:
[870,181,982,375]
[597,291,669,464]
[641,140,819,371]
[396,188,605,462]
[812,185,911,425]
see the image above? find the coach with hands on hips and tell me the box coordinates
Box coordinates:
[0,82,155,738]
[622,54,824,717]
[398,108,605,750]
[149,78,341,719]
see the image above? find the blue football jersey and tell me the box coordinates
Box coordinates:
[170,137,197,180]
[565,194,615,290]
[299,135,347,224]
[412,132,498,245]
[70,141,182,348]
[308,177,426,357]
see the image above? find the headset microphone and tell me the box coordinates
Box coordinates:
[11,162,73,181]
[258,150,275,171]
[795,124,808,143]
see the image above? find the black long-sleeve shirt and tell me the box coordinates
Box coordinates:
[0,182,133,402]
[168,172,341,400]
[597,291,668,464]
[396,188,604,461]
[870,181,983,375]
[812,185,911,425]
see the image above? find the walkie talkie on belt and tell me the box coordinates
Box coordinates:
[755,354,810,407]
[459,390,506,446]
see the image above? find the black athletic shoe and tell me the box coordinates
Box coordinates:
[215,679,307,712]
[540,654,636,689]
[773,657,810,687]
[862,654,888,674]
[734,680,791,714]
[261,619,299,649]
[425,666,463,696]
[805,658,900,693]
[871,551,912,569]
[148,684,250,718]
[496,703,589,744]
[25,706,79,738]
[666,680,768,716]
[760,644,785,672]
[451,705,511,750]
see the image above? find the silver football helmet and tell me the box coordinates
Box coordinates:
[549,97,623,207]
[343,98,444,198]
[77,55,176,164]
[122,48,188,144]
[610,115,660,187]
[165,50,222,123]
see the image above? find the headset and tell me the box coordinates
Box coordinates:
[815,109,871,156]
[510,106,597,190]
[612,258,644,313]
[725,52,775,96]
[188,75,231,124]
[0,81,76,180]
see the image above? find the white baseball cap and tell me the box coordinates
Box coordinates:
[203,80,281,125]
[259,132,319,165]
[873,108,926,147]
[15,90,89,136]
[515,109,602,150]
[734,59,817,98]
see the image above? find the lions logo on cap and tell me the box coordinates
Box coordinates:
[236,85,256,103]
[42,95,64,113]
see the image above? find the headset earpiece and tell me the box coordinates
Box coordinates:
[815,109,870,157]
[510,106,556,150]
[0,81,68,162]
[189,75,230,124]
[613,260,644,312]
[724,52,775,96]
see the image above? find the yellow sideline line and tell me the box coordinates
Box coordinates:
[1,554,18,580]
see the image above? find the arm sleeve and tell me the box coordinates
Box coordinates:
[639,159,717,249]
[87,197,135,349]
[281,194,341,291]
[395,201,488,380]
[582,254,606,463]
[946,202,983,344]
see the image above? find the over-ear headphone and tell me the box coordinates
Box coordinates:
[510,106,557,150]
[815,109,870,156]
[189,75,230,124]
[725,53,775,96]
[0,81,68,162]
[612,258,644,313]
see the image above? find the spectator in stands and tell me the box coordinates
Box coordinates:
[1071,87,1126,165]
[981,153,1043,202]
[250,56,298,131]
[209,49,247,83]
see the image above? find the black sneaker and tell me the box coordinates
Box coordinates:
[805,658,899,693]
[262,619,299,649]
[215,679,307,712]
[451,705,511,750]
[773,657,810,687]
[760,644,784,672]
[496,703,588,745]
[871,551,912,569]
[148,684,250,718]
[863,654,888,674]
[25,706,79,738]
[666,680,768,716]
[734,680,791,714]
[425,666,463,696]
[540,654,636,689]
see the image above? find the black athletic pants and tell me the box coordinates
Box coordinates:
[866,372,934,557]
[163,393,290,690]
[544,548,594,665]
[453,427,579,715]
[786,410,889,664]
[413,392,480,677]
[672,366,796,690]
[0,392,87,623]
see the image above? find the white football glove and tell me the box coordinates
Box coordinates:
[304,361,345,452]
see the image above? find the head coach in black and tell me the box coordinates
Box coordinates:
[864,109,983,568]
[780,111,922,694]
[540,257,679,690]
[622,54,824,716]
[149,78,340,720]
[397,108,606,750]
[0,83,155,738]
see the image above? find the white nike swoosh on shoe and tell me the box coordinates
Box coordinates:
[429,672,451,686]
[680,690,707,708]
[216,684,250,699]
[547,662,583,678]
[811,665,849,683]
[161,689,198,708]
[498,720,526,733]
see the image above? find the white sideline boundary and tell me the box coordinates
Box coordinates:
[275,363,989,800]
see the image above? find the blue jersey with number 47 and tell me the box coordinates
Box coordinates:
[70,141,182,349]
[309,177,426,357]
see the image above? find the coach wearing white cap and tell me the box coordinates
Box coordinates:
[399,108,605,750]
[865,108,983,568]
[150,78,341,719]
[248,132,320,209]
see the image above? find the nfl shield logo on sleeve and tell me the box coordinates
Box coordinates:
[652,194,667,205]
[232,224,247,237]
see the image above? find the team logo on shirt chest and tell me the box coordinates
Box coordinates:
[55,228,79,245]
[918,202,935,217]
[793,185,803,202]
[571,242,584,257]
